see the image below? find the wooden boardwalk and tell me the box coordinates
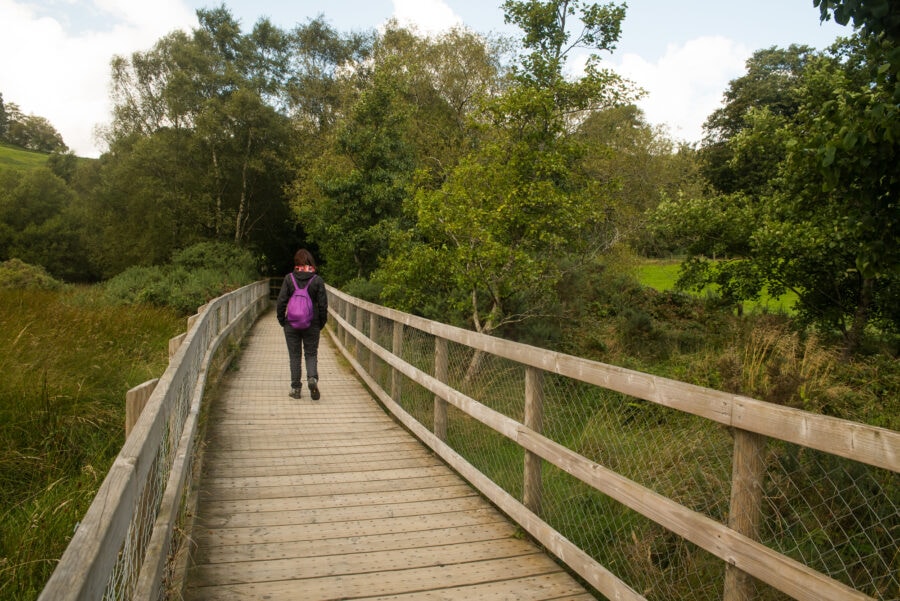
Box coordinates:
[184,310,595,601]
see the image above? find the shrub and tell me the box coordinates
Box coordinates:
[104,242,260,314]
[0,258,65,290]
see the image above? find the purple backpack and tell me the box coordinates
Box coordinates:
[286,273,316,329]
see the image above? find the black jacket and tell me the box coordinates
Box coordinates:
[276,270,328,329]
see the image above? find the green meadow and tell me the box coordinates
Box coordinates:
[635,259,797,314]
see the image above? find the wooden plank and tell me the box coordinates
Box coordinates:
[364,575,596,601]
[198,484,477,516]
[196,495,491,529]
[195,508,510,547]
[201,455,444,478]
[194,523,519,564]
[186,556,564,601]
[197,473,467,502]
[732,397,899,472]
[189,539,542,587]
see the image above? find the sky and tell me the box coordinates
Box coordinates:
[0,0,851,158]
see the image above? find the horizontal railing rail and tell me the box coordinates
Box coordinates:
[326,284,899,601]
[39,280,269,601]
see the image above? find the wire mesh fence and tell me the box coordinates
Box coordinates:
[329,288,899,601]
[38,281,269,601]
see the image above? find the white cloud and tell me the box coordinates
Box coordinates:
[391,0,462,36]
[0,0,196,157]
[611,36,751,144]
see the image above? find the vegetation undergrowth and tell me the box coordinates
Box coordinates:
[0,265,184,600]
[103,241,260,315]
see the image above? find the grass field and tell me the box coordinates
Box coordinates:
[0,287,183,600]
[635,258,797,314]
[0,144,50,171]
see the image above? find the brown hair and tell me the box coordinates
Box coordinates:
[293,248,316,268]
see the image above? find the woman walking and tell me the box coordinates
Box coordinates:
[276,249,328,399]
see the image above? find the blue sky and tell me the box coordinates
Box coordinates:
[0,0,850,157]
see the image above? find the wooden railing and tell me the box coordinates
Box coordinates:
[326,285,899,601]
[38,281,269,601]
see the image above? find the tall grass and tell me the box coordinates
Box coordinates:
[0,287,182,600]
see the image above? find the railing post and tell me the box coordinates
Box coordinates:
[723,429,767,601]
[125,379,159,438]
[523,366,544,516]
[369,314,379,378]
[391,322,404,402]
[342,300,351,348]
[355,306,365,361]
[434,337,449,441]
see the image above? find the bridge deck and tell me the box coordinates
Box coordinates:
[184,310,595,600]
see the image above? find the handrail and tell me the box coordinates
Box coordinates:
[38,280,269,601]
[326,284,899,601]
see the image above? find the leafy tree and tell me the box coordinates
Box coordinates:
[814,0,900,43]
[756,37,899,348]
[0,92,7,141]
[0,167,90,280]
[98,7,299,274]
[653,36,899,350]
[376,1,635,335]
[577,105,706,257]
[1,102,67,153]
[286,16,375,133]
[292,24,505,284]
[700,45,814,194]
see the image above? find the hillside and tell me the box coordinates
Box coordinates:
[0,143,50,170]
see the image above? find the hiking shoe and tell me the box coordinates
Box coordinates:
[308,378,320,401]
[289,387,302,399]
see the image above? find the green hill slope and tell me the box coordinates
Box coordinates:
[0,143,51,170]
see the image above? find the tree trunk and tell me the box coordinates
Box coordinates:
[844,276,874,358]
[234,130,253,244]
[212,147,223,237]
[462,289,495,386]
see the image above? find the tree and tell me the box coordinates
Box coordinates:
[1,102,67,153]
[0,167,89,279]
[653,36,899,350]
[0,92,8,141]
[291,24,506,285]
[375,1,635,335]
[100,7,299,273]
[700,45,814,194]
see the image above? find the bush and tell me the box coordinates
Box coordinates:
[104,242,260,314]
[0,258,65,290]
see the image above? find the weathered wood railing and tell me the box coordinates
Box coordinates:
[327,285,899,601]
[38,280,269,601]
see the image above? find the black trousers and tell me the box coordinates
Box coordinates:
[283,324,320,388]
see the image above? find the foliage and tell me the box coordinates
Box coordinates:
[291,24,500,285]
[375,1,636,335]
[97,8,300,274]
[699,45,814,194]
[0,287,181,600]
[0,99,66,153]
[655,35,899,351]
[104,241,259,314]
[0,259,65,291]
